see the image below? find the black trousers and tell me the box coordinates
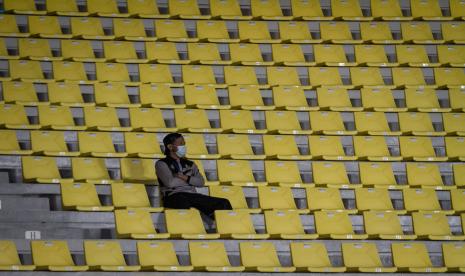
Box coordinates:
[163,192,232,219]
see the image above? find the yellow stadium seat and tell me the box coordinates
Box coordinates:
[0,104,40,129]
[72,157,117,184]
[139,84,184,108]
[413,212,464,240]
[291,0,332,20]
[405,87,450,112]
[272,86,317,111]
[451,189,465,213]
[443,113,465,136]
[2,81,43,106]
[435,68,465,88]
[272,44,315,66]
[360,21,404,44]
[60,182,113,211]
[355,111,401,136]
[454,164,465,187]
[70,17,115,40]
[9,60,50,83]
[165,209,220,239]
[224,66,266,87]
[0,240,35,271]
[264,135,311,160]
[442,22,465,43]
[228,85,273,110]
[307,187,353,213]
[139,65,180,87]
[209,185,259,212]
[361,87,407,112]
[314,211,368,239]
[291,242,346,272]
[407,162,450,189]
[0,130,32,155]
[129,107,177,132]
[0,14,29,37]
[267,66,303,87]
[52,61,96,84]
[314,44,357,66]
[310,111,357,135]
[87,0,128,17]
[120,158,156,183]
[332,0,371,20]
[209,0,251,19]
[308,67,353,88]
[215,210,268,239]
[392,243,447,272]
[443,243,465,272]
[309,135,357,161]
[411,0,452,20]
[78,131,126,158]
[399,112,445,136]
[238,21,281,43]
[155,20,198,42]
[401,22,444,44]
[258,186,306,212]
[312,162,359,188]
[266,110,311,135]
[31,240,88,271]
[438,45,465,67]
[111,183,162,212]
[18,38,61,61]
[126,0,169,18]
[84,240,140,271]
[355,44,398,66]
[4,0,46,14]
[363,211,416,239]
[60,40,104,63]
[95,63,135,85]
[317,87,362,111]
[22,156,72,184]
[446,137,465,161]
[189,242,245,272]
[396,45,440,67]
[137,241,193,271]
[124,132,164,158]
[196,20,240,43]
[400,137,447,162]
[145,42,188,64]
[265,160,309,188]
[371,0,411,20]
[84,106,132,132]
[351,67,394,89]
[218,159,266,186]
[278,21,322,43]
[342,242,397,272]
[28,16,72,39]
[240,242,296,272]
[354,136,402,161]
[31,130,78,156]
[94,83,140,108]
[188,43,231,65]
[264,210,317,239]
[46,0,88,16]
[251,0,292,20]
[114,209,169,239]
[392,67,434,89]
[168,0,210,19]
[217,134,264,160]
[182,65,225,88]
[184,85,225,109]
[220,109,266,134]
[182,133,220,159]
[175,109,222,133]
[320,22,362,44]
[103,41,147,63]
[403,188,453,214]
[113,18,155,41]
[359,162,403,189]
[356,188,405,213]
[230,43,273,66]
[450,0,465,19]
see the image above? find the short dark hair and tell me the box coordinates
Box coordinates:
[162,133,183,155]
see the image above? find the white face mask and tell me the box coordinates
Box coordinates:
[175,145,186,158]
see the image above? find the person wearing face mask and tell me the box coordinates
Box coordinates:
[155,133,232,219]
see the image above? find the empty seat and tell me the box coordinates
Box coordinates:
[184,85,225,109]
[111,183,162,212]
[264,210,316,239]
[0,104,40,129]
[450,189,465,213]
[263,134,312,160]
[240,242,296,272]
[437,45,465,67]
[320,22,362,44]
[125,132,163,159]
[258,186,306,212]
[145,42,189,65]
[442,243,465,272]
[189,242,245,272]
[165,208,219,239]
[103,41,146,63]
[291,242,346,272]
[130,107,177,132]
[218,159,266,186]
[60,182,113,211]
[228,85,273,110]
[72,157,116,184]
[446,137,465,161]
[435,68,465,88]
[139,84,184,108]
[265,160,309,188]
[355,111,402,135]
[403,188,452,214]
[0,129,32,155]
[95,63,134,85]
[120,158,156,183]
[126,0,168,18]
[0,14,30,37]
[0,240,35,271]
[217,134,263,160]
[392,67,432,88]
[9,60,51,83]
[363,211,416,240]
[412,212,464,240]
[405,87,450,112]
[183,133,220,159]
[182,65,225,87]
[360,87,407,112]
[224,66,265,87]
[291,0,331,20]
[2,81,45,106]
[22,156,72,184]
[351,67,393,89]
[4,0,46,14]
[308,67,352,88]
[398,112,445,136]
[188,43,231,65]
[78,131,126,158]
[87,0,128,17]
[18,38,61,61]
[356,188,405,213]
[310,111,356,135]
[400,136,447,161]
[70,17,115,40]
[332,0,371,20]
[155,20,198,42]
[392,243,447,272]
[267,66,303,87]
[355,44,398,66]
[38,105,86,131]
[317,87,362,111]
[354,136,402,161]
[28,16,72,38]
[272,86,316,111]
[230,43,273,66]
[215,210,268,239]
[113,18,156,41]
[31,240,88,271]
[410,0,451,20]
[314,211,368,239]
[84,240,140,271]
[272,44,315,66]
[238,21,281,43]
[443,113,465,136]
[396,45,440,67]
[45,0,89,16]
[307,187,353,213]
[31,130,77,157]
[60,40,105,63]
[313,161,358,188]
[114,209,169,239]
[401,22,444,44]
[309,135,356,161]
[342,242,397,272]
[84,106,132,132]
[94,83,139,108]
[266,110,311,135]
[137,241,193,271]
[251,0,292,20]
[278,21,322,43]
[209,185,258,212]
[174,109,222,133]
[196,20,240,43]
[454,164,465,187]
[442,22,465,43]
[359,162,402,189]
[168,0,210,19]
[314,44,357,66]
[220,110,266,134]
[52,61,95,84]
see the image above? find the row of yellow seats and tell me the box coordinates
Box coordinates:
[3,81,464,113]
[3,38,465,68]
[19,155,465,189]
[2,129,464,162]
[2,239,463,273]
[58,181,465,215]
[3,60,464,89]
[1,104,464,137]
[4,0,465,21]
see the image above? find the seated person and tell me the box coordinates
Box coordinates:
[155,133,232,219]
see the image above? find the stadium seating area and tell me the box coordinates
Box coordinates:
[0,0,464,274]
